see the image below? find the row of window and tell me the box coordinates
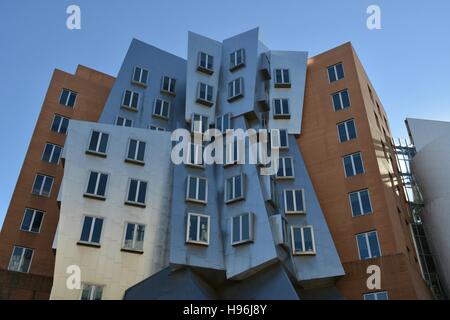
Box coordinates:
[130,68,177,95]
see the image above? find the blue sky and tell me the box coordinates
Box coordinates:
[1,0,449,226]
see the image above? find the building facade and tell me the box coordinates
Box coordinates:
[0,66,114,299]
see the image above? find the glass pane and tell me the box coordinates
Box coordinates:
[169,79,176,93]
[341,90,350,108]
[128,139,137,159]
[125,119,132,127]
[332,93,341,111]
[241,214,250,241]
[283,69,290,83]
[124,90,131,106]
[275,70,282,83]
[295,190,304,212]
[357,234,370,259]
[280,130,288,147]
[87,172,98,194]
[350,192,362,216]
[80,217,93,242]
[154,100,162,116]
[285,159,293,177]
[31,211,43,232]
[376,292,388,300]
[59,89,69,105]
[328,66,336,82]
[303,228,314,252]
[99,133,108,153]
[344,155,354,177]
[124,224,134,248]
[163,77,169,91]
[133,68,141,82]
[360,190,372,214]
[89,131,99,151]
[97,174,107,197]
[20,249,33,272]
[61,117,69,133]
[198,178,206,201]
[207,55,213,70]
[33,175,44,194]
[42,177,53,196]
[234,175,242,198]
[200,83,206,99]
[199,217,209,243]
[21,209,34,231]
[274,99,281,115]
[293,228,303,252]
[223,114,229,131]
[128,180,137,202]
[9,247,23,271]
[230,52,235,68]
[131,93,139,108]
[188,177,197,200]
[137,142,145,161]
[364,293,375,300]
[285,191,294,212]
[189,215,198,241]
[135,225,145,251]
[353,153,364,175]
[91,219,103,243]
[228,82,233,98]
[368,232,380,257]
[42,144,53,162]
[282,99,289,114]
[93,287,103,300]
[137,181,147,204]
[232,216,240,243]
[338,123,347,142]
[68,92,76,107]
[336,63,344,79]
[51,116,61,132]
[81,285,92,300]
[226,178,233,201]
[51,146,62,164]
[277,158,283,177]
[347,120,356,139]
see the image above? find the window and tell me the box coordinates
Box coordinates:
[191,113,208,134]
[123,223,145,252]
[198,52,214,74]
[228,78,244,102]
[274,69,291,88]
[349,189,373,216]
[337,119,357,142]
[153,98,170,119]
[41,143,62,164]
[224,136,240,166]
[363,291,388,300]
[51,114,70,134]
[149,125,165,131]
[32,174,54,197]
[291,226,316,255]
[197,82,214,106]
[126,179,147,207]
[84,171,108,199]
[343,152,364,177]
[186,176,208,204]
[284,189,306,214]
[126,139,146,164]
[356,231,381,260]
[121,90,139,111]
[132,67,148,86]
[271,129,289,149]
[277,157,294,179]
[230,48,245,71]
[216,113,231,133]
[225,174,245,203]
[80,284,103,300]
[161,76,176,95]
[231,213,254,245]
[8,246,33,273]
[79,216,103,245]
[187,143,203,167]
[186,213,210,245]
[332,89,351,111]
[273,99,290,119]
[115,116,133,127]
[20,208,44,233]
[327,63,345,82]
[59,89,77,107]
[87,130,109,156]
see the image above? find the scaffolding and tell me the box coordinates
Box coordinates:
[393,138,446,299]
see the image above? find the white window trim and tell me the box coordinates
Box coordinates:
[186,212,210,246]
[121,90,140,111]
[356,231,382,260]
[363,291,388,300]
[224,174,245,204]
[148,125,166,131]
[343,152,365,177]
[20,208,44,233]
[349,189,373,217]
[51,114,70,134]
[291,225,316,255]
[274,69,291,87]
[198,52,214,73]
[230,48,245,71]
[152,98,171,120]
[125,138,146,164]
[80,283,104,300]
[216,113,232,133]
[197,82,214,105]
[186,175,208,204]
[131,66,148,87]
[59,89,78,107]
[41,143,62,164]
[327,63,344,83]
[231,213,254,246]
[272,98,290,118]
[332,89,351,111]
[191,113,208,134]
[270,129,289,149]
[115,116,133,127]
[31,174,54,197]
[284,189,306,214]
[161,76,176,95]
[186,143,204,168]
[277,157,295,179]
[125,178,147,207]
[86,130,109,156]
[228,78,244,101]
[224,136,240,167]
[122,222,146,252]
[337,119,357,142]
[8,246,34,273]
[84,171,109,199]
[78,215,104,245]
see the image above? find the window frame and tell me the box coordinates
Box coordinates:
[125,138,146,165]
[152,98,171,120]
[342,152,365,177]
[196,82,214,106]
[272,98,291,119]
[125,178,148,207]
[227,78,244,102]
[197,51,214,74]
[349,189,373,217]
[20,208,44,233]
[50,114,70,134]
[274,69,291,88]
[148,125,166,131]
[276,157,295,179]
[115,116,133,127]
[131,66,149,87]
[186,142,204,168]
[8,246,34,273]
[160,76,176,96]
[78,215,104,247]
[356,230,382,260]
[337,119,357,142]
[84,170,109,200]
[332,89,351,111]
[80,283,104,300]
[270,129,289,149]
[327,62,345,83]
[216,113,232,133]
[41,142,63,164]
[59,88,78,108]
[224,173,245,204]
[231,212,254,246]
[284,189,306,214]
[186,212,210,246]
[31,174,54,197]
[86,130,109,157]
[122,222,146,253]
[229,48,246,71]
[191,113,209,134]
[186,175,208,204]
[291,225,316,255]
[363,291,389,300]
[121,89,140,111]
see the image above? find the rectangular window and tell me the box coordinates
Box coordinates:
[153,98,170,120]
[123,223,145,252]
[187,143,203,167]
[230,48,245,71]
[343,152,364,177]
[161,76,176,95]
[121,90,139,111]
[8,246,34,273]
[80,284,103,300]
[337,119,357,142]
[273,99,290,119]
[284,189,306,214]
[126,139,146,164]
[291,226,316,255]
[79,216,103,245]
[87,130,109,156]
[84,171,108,199]
[115,116,133,127]
[20,208,44,233]
[149,125,165,131]
[349,189,373,216]
[198,52,214,74]
[197,82,214,106]
[191,113,208,134]
[225,174,245,203]
[356,231,381,260]
[231,213,254,245]
[327,63,345,82]
[332,89,351,111]
[274,69,291,88]
[59,89,77,108]
[224,136,240,166]
[216,113,231,133]
[277,157,294,179]
[363,291,388,300]
[186,213,210,245]
[132,67,148,86]
[32,174,54,197]
[270,129,289,149]
[186,176,208,204]
[41,143,62,164]
[227,78,243,101]
[126,179,147,207]
[51,114,70,134]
